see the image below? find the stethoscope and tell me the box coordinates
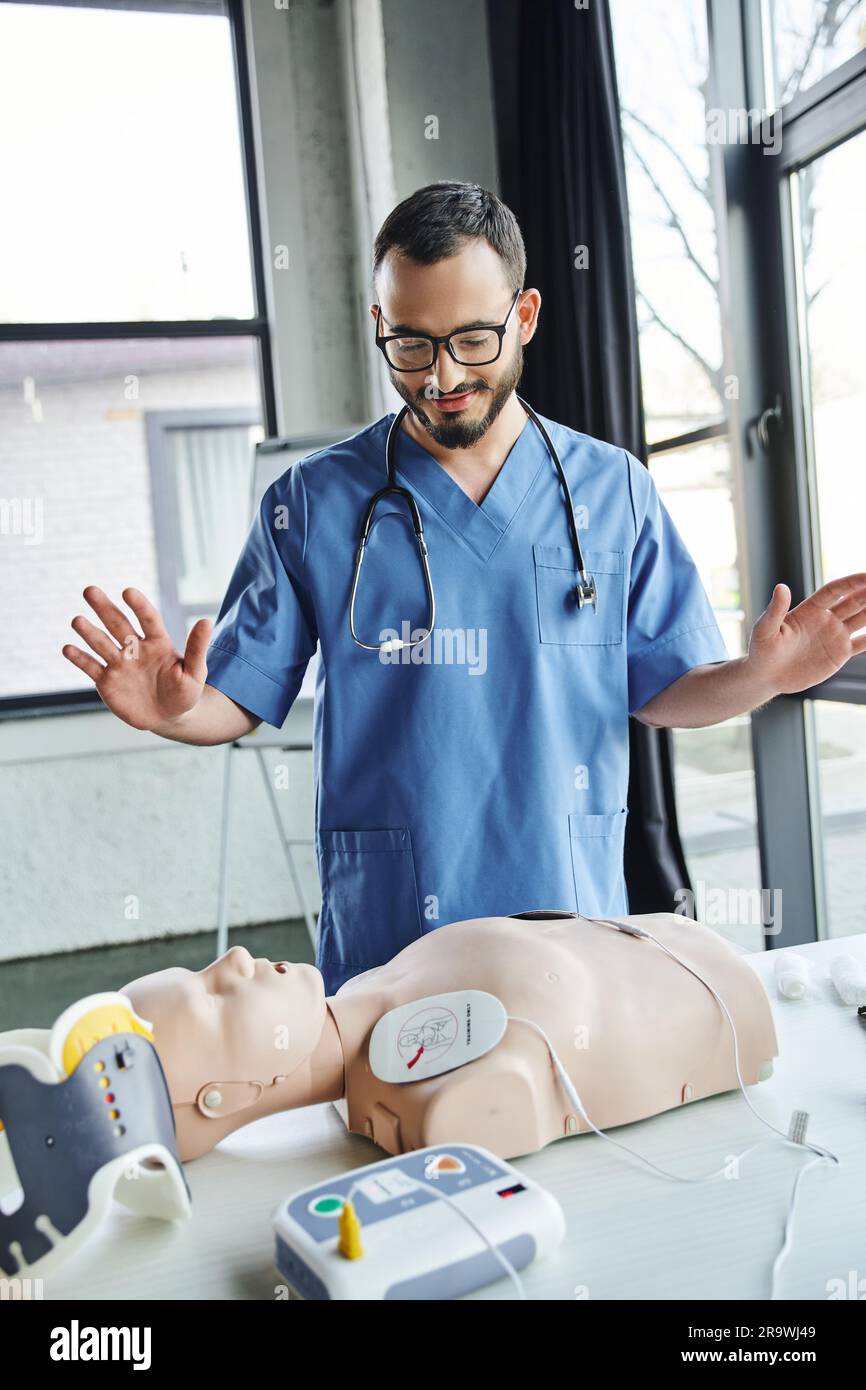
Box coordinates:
[348,393,597,652]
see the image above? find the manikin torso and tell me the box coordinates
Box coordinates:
[324,911,778,1158]
[123,909,778,1163]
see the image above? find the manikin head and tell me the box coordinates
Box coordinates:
[122,946,331,1161]
[370,181,540,450]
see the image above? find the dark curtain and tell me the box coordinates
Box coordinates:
[487,0,693,913]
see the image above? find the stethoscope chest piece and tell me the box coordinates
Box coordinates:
[576,573,598,611]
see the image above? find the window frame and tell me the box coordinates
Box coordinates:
[0,0,276,719]
[703,0,866,945]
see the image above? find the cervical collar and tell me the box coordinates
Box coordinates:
[0,992,190,1279]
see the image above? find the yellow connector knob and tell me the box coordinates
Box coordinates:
[337,1200,364,1260]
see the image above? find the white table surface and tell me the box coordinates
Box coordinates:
[46,935,866,1302]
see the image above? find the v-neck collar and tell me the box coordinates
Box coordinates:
[391,408,549,562]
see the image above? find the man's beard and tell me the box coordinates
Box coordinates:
[391,340,524,449]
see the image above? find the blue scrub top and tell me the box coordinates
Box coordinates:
[206,409,729,993]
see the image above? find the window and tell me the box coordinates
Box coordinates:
[647,438,763,949]
[610,0,725,447]
[0,0,273,714]
[792,126,866,939]
[148,409,265,648]
[808,701,866,939]
[0,0,255,323]
[764,0,866,109]
[791,128,866,592]
[613,0,866,948]
[611,0,762,943]
[0,337,264,701]
[772,9,866,942]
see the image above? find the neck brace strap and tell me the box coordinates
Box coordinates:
[0,993,190,1279]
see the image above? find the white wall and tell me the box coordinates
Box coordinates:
[0,712,318,959]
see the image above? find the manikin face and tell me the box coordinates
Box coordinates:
[371,236,539,450]
[122,945,326,1103]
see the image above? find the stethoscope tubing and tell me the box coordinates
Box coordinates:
[349,396,595,652]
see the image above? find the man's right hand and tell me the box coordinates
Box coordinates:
[62,587,213,732]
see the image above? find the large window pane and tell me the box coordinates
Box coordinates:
[611,0,726,444]
[649,439,763,949]
[668,720,764,952]
[792,128,866,587]
[0,1,255,323]
[649,439,744,656]
[810,701,866,939]
[0,336,263,701]
[766,0,866,108]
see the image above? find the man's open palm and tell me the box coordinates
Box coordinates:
[749,573,866,695]
[62,587,213,731]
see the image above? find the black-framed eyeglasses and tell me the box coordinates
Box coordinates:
[374,288,522,372]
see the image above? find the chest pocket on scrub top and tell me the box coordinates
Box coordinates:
[532,545,625,645]
[317,827,423,974]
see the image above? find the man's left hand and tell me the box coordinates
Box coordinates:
[748,574,866,695]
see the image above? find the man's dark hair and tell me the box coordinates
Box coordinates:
[372,181,526,295]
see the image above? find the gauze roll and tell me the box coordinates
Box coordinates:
[774,951,812,1000]
[830,953,866,1007]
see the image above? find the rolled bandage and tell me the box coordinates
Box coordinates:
[774,951,812,1000]
[830,953,866,1007]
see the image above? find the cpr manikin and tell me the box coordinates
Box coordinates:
[121,909,780,1163]
[121,909,841,1298]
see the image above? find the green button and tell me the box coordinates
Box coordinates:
[310,1195,345,1217]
